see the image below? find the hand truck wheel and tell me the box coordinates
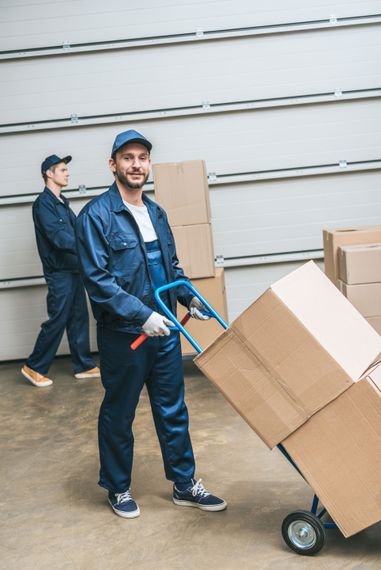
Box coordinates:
[281,510,326,555]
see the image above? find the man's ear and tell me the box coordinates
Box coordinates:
[109,157,116,173]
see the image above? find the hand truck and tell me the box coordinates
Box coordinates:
[131,279,337,555]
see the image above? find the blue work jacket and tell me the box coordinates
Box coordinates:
[75,182,194,333]
[33,187,78,274]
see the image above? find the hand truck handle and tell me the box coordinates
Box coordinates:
[155,280,228,353]
[130,280,228,353]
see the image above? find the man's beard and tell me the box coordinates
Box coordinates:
[115,169,149,189]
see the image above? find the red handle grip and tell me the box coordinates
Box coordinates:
[130,312,191,351]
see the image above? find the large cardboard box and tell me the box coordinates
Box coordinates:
[177,268,228,355]
[153,160,211,227]
[283,377,381,537]
[367,316,381,335]
[172,224,215,279]
[339,243,381,284]
[195,261,381,448]
[323,226,381,286]
[339,281,381,317]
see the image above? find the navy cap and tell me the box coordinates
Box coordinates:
[41,154,72,176]
[111,129,152,157]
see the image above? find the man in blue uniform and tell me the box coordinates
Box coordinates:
[76,130,227,518]
[21,155,100,387]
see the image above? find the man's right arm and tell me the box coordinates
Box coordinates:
[75,210,153,326]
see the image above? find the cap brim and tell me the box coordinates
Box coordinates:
[112,139,152,157]
[62,155,72,164]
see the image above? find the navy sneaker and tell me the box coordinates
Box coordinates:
[108,489,140,518]
[173,478,227,512]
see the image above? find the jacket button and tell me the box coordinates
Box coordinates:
[123,242,127,246]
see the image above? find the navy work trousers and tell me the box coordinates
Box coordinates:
[27,272,95,375]
[97,325,196,493]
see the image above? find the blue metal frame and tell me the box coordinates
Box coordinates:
[155,281,337,531]
[154,280,228,353]
[278,444,337,530]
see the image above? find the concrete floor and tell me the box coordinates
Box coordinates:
[0,356,380,570]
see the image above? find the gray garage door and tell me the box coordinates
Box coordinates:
[1,0,381,360]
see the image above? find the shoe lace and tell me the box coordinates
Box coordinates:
[115,490,132,505]
[190,478,210,498]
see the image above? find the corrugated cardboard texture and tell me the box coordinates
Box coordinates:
[272,262,381,380]
[369,363,381,390]
[323,226,381,287]
[283,379,381,537]
[153,160,211,227]
[339,243,381,284]
[178,268,227,355]
[195,261,381,448]
[172,224,215,279]
[340,281,381,317]
[196,288,353,448]
[195,327,308,447]
[367,316,381,335]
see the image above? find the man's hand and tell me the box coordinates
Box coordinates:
[189,297,210,320]
[142,312,174,336]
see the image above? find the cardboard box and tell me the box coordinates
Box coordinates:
[283,377,381,537]
[323,226,381,286]
[339,281,381,317]
[172,224,215,279]
[367,316,381,335]
[177,268,228,355]
[339,243,381,284]
[153,160,211,226]
[195,261,381,448]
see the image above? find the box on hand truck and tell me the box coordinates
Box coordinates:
[132,262,381,555]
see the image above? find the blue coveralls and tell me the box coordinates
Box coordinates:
[75,183,196,492]
[26,187,95,375]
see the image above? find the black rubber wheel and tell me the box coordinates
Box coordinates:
[281,510,326,556]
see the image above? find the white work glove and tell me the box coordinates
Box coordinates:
[142,311,174,337]
[189,297,210,320]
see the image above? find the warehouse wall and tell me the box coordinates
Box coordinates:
[1,0,381,360]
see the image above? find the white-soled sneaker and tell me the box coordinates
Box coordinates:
[173,479,227,512]
[74,367,101,379]
[108,490,140,518]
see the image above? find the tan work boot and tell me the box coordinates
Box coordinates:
[74,367,101,379]
[21,365,53,387]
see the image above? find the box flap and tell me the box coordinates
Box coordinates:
[271,261,381,380]
[195,328,309,448]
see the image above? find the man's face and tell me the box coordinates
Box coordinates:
[109,143,151,189]
[46,162,69,188]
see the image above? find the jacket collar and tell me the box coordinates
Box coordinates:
[43,186,70,206]
[109,181,161,217]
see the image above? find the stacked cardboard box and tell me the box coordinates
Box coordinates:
[323,225,381,287]
[338,243,381,334]
[177,268,228,355]
[195,262,381,537]
[153,160,228,354]
[153,160,215,279]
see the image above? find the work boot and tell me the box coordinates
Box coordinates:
[21,365,53,387]
[74,367,101,379]
[173,478,227,511]
[108,490,140,519]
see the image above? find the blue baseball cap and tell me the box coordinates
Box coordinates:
[111,129,152,157]
[41,154,72,176]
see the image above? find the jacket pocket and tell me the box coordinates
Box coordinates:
[109,234,140,274]
[109,235,138,251]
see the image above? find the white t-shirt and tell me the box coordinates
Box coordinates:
[123,200,158,242]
